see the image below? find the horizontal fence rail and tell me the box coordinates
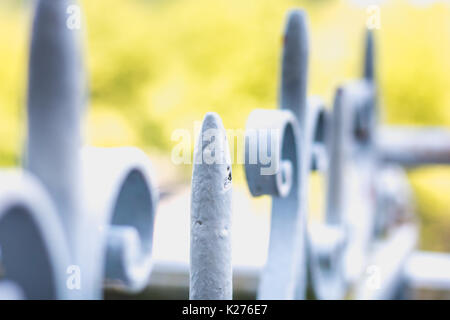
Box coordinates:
[0,1,449,300]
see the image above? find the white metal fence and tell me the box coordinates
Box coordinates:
[0,1,449,300]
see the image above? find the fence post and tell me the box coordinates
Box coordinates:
[24,0,159,299]
[280,9,311,299]
[190,112,233,300]
[305,97,348,300]
[324,31,418,298]
[307,31,380,299]
[244,9,310,299]
[26,0,85,251]
[364,30,375,82]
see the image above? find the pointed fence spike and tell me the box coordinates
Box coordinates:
[190,112,233,300]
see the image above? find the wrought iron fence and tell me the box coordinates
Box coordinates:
[0,0,449,300]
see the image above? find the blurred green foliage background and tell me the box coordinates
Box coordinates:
[0,0,449,251]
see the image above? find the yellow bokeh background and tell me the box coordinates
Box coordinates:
[0,0,449,251]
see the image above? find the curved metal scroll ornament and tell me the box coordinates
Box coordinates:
[25,0,159,299]
[245,109,301,300]
[0,172,71,299]
[10,0,84,299]
[80,147,158,297]
[244,9,310,300]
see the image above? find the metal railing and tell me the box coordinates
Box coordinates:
[0,1,449,300]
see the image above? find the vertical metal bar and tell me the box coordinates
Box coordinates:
[281,9,310,300]
[190,112,232,300]
[305,97,348,300]
[280,10,309,128]
[363,30,374,82]
[26,0,85,249]
[325,88,347,225]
